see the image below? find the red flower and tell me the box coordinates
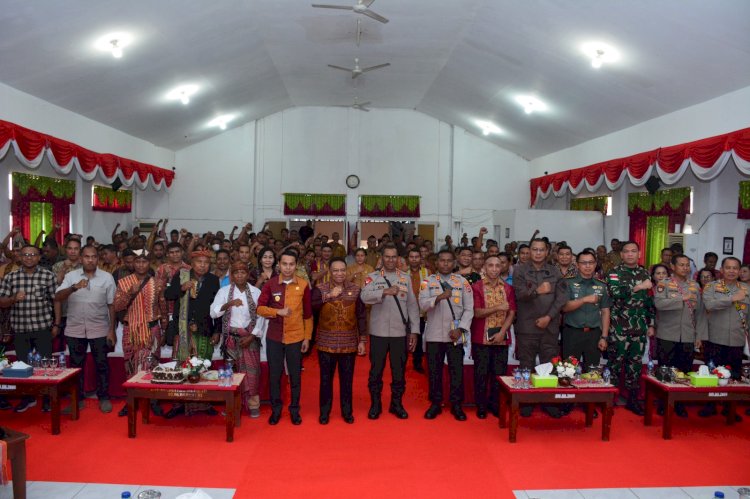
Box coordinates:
[552,356,561,364]
[571,357,579,365]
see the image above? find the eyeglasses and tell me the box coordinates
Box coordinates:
[20,253,39,257]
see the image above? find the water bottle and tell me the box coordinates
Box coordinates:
[603,367,611,385]
[27,351,34,366]
[59,351,66,370]
[707,360,716,372]
[218,368,226,387]
[33,351,41,368]
[647,360,654,377]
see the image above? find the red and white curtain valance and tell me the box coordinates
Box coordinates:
[0,119,174,191]
[529,127,750,206]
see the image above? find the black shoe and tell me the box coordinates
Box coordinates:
[150,401,165,417]
[268,411,281,425]
[424,404,442,419]
[674,403,688,418]
[414,364,425,374]
[543,405,562,419]
[343,414,354,424]
[698,404,717,418]
[626,397,645,416]
[41,400,51,413]
[560,404,573,416]
[290,412,302,425]
[476,407,488,419]
[450,404,467,421]
[720,406,742,423]
[0,398,11,411]
[520,406,533,418]
[118,405,128,417]
[488,405,499,418]
[746,408,750,417]
[389,402,408,419]
[164,405,185,419]
[319,413,329,425]
[368,398,382,420]
[205,407,219,416]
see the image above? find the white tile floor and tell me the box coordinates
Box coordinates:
[515,486,749,499]
[0,482,235,499]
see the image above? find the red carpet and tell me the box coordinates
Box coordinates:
[2,353,749,498]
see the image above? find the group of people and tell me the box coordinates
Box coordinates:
[0,220,748,426]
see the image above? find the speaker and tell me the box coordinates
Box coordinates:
[645,176,661,194]
[111,177,123,192]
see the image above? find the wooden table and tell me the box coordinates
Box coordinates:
[0,368,81,435]
[123,371,245,442]
[497,376,618,443]
[1,427,30,499]
[643,375,750,439]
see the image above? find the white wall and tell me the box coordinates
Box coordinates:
[0,82,174,242]
[169,107,531,243]
[529,85,750,178]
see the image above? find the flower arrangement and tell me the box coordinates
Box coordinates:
[551,356,579,379]
[182,356,211,377]
[712,365,731,379]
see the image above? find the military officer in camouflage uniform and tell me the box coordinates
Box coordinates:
[419,250,474,421]
[562,250,611,370]
[699,257,750,419]
[361,243,420,420]
[605,241,654,416]
[513,238,568,418]
[653,254,705,418]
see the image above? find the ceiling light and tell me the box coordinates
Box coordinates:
[476,120,503,136]
[94,32,134,59]
[581,42,620,69]
[514,95,548,115]
[166,84,199,105]
[207,114,236,130]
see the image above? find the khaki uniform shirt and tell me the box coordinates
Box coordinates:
[419,273,474,343]
[56,268,116,339]
[702,280,750,347]
[361,269,420,338]
[654,277,705,343]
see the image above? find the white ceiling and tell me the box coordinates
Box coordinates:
[1,0,749,159]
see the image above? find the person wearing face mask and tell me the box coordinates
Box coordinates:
[249,246,278,290]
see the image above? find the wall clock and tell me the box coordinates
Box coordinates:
[346,174,360,189]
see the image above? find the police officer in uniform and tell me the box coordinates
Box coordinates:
[513,238,568,418]
[699,256,750,419]
[606,241,654,416]
[561,250,611,370]
[653,254,705,418]
[361,243,420,420]
[419,250,474,421]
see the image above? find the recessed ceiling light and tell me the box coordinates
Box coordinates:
[207,114,236,130]
[94,32,134,59]
[476,120,503,136]
[166,84,199,105]
[581,42,620,69]
[514,95,548,115]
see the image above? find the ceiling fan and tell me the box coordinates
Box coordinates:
[336,97,371,112]
[328,57,390,79]
[312,0,389,24]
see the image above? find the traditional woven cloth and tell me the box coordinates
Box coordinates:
[221,283,260,409]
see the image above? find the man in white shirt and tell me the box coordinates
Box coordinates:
[210,262,267,418]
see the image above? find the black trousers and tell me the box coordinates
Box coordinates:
[515,332,558,370]
[267,339,303,414]
[426,341,464,405]
[368,335,407,400]
[562,326,602,370]
[14,329,53,361]
[67,336,110,400]
[472,343,508,410]
[656,338,695,375]
[703,341,743,379]
[318,351,356,417]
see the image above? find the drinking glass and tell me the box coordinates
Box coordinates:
[522,368,531,389]
[41,358,51,377]
[50,356,59,375]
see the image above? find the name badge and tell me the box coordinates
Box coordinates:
[554,394,575,399]
[708,392,728,398]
